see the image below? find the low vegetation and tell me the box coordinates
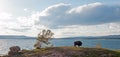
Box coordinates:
[1,46,120,57]
[34,29,54,49]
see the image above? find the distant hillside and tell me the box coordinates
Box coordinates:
[59,35,120,39]
[0,35,35,39]
[96,35,120,39]
[0,35,120,39]
[89,35,120,39]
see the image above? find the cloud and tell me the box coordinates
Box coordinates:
[35,3,71,27]
[24,8,28,12]
[0,12,32,33]
[8,28,31,32]
[0,12,13,21]
[0,11,49,36]
[0,2,120,37]
[52,23,120,38]
[34,2,120,28]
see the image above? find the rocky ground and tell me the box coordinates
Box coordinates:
[1,46,120,57]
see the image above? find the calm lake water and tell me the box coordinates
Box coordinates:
[0,38,120,54]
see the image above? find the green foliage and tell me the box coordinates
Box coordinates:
[34,29,54,48]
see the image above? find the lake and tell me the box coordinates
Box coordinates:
[0,38,120,54]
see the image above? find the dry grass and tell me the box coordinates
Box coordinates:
[1,46,120,57]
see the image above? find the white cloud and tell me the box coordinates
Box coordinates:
[0,11,49,36]
[68,2,102,13]
[35,2,120,28]
[24,8,28,12]
[0,2,120,38]
[39,3,71,16]
[0,12,13,21]
[53,23,120,38]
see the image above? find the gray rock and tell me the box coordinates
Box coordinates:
[8,46,21,56]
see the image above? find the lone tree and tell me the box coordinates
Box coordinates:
[34,29,54,49]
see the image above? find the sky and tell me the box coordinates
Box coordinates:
[0,0,120,38]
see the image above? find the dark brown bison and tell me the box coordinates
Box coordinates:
[74,41,82,47]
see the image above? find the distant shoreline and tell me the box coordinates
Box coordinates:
[0,37,120,39]
[0,35,120,39]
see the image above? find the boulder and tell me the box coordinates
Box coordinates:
[8,46,21,56]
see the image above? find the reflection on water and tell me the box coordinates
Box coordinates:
[0,38,120,54]
[0,39,36,54]
[0,40,7,54]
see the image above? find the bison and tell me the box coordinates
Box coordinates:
[74,41,82,47]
